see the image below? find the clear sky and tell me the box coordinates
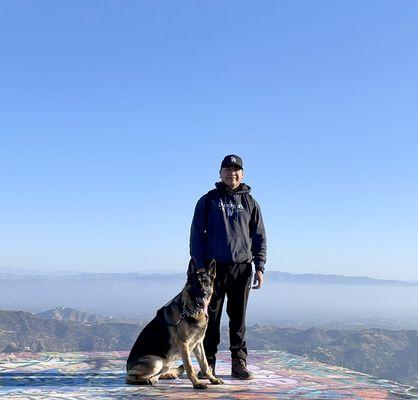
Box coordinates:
[1,1,417,280]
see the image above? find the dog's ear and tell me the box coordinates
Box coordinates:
[208,259,216,279]
[187,258,197,276]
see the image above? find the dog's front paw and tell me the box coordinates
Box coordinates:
[210,377,224,385]
[193,381,208,390]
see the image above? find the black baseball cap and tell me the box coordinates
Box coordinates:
[221,154,243,169]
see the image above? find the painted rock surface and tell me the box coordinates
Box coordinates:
[0,350,416,399]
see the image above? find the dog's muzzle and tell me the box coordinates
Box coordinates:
[196,297,210,316]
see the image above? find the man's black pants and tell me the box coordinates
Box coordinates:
[203,262,253,362]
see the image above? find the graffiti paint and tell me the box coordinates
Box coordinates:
[0,350,416,399]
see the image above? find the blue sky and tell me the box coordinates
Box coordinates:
[1,1,417,280]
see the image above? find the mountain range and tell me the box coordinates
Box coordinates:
[1,269,417,286]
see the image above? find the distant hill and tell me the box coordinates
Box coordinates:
[0,309,140,353]
[36,307,142,325]
[1,307,418,388]
[267,271,418,286]
[1,269,417,286]
[36,307,105,324]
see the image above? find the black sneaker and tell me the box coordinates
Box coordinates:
[197,359,216,379]
[231,358,253,380]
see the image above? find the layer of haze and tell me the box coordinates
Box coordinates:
[1,1,417,280]
[1,275,418,328]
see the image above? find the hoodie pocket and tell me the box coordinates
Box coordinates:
[226,234,250,262]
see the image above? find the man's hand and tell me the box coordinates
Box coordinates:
[252,270,264,289]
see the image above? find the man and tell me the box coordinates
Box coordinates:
[189,154,267,380]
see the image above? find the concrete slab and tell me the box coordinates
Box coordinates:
[0,350,416,399]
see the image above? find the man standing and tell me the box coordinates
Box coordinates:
[190,154,267,380]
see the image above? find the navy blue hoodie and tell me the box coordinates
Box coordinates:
[190,182,267,271]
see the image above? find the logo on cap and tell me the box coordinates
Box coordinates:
[231,156,237,163]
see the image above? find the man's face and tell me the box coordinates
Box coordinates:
[220,166,244,190]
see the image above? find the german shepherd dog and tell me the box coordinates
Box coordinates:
[126,258,224,389]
